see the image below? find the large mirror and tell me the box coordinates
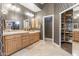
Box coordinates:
[2,3,41,32]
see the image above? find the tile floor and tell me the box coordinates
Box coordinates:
[73,42,79,56]
[11,40,71,56]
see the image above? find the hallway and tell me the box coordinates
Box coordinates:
[12,40,71,56]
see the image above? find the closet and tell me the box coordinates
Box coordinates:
[61,9,73,54]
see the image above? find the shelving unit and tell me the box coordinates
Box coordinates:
[61,9,73,54]
[61,10,73,43]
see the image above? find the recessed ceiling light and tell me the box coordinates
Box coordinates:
[25,12,34,17]
[16,7,21,12]
[20,3,41,12]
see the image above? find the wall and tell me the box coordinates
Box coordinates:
[35,3,75,45]
[0,16,3,56]
[35,3,54,40]
[54,3,75,45]
[0,4,3,56]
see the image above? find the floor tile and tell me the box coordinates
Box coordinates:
[12,40,71,56]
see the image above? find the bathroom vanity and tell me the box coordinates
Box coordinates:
[3,30,40,55]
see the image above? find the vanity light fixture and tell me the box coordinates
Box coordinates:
[1,9,8,14]
[25,12,34,17]
[15,7,21,12]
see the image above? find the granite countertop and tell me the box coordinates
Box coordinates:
[3,30,40,36]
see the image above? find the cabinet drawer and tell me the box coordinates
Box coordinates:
[4,34,21,39]
[22,39,30,47]
[74,38,79,41]
[74,33,79,36]
[29,35,34,39]
[4,35,14,39]
[21,33,29,37]
[34,33,40,36]
[22,37,29,39]
[74,32,79,34]
[75,36,79,38]
[15,34,21,38]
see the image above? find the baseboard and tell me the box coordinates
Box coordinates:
[45,38,60,47]
[45,38,52,41]
[53,42,60,47]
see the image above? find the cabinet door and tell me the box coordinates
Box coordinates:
[4,35,22,55]
[16,37,22,50]
[5,39,14,55]
[73,32,79,42]
[34,33,40,42]
[29,33,35,44]
[22,35,30,48]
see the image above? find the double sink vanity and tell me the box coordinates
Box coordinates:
[3,30,40,56]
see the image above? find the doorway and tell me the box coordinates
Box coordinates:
[43,15,54,43]
[59,4,79,55]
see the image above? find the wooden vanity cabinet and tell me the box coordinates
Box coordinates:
[22,32,40,48]
[29,32,40,44]
[73,31,79,42]
[3,32,40,56]
[3,34,22,55]
[29,33,35,44]
[22,33,30,48]
[34,32,40,42]
[3,37,14,55]
[15,35,22,50]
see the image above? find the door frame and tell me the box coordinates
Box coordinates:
[59,4,79,47]
[43,15,54,43]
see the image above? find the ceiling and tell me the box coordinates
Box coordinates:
[73,5,79,19]
[35,3,45,9]
[20,3,42,12]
